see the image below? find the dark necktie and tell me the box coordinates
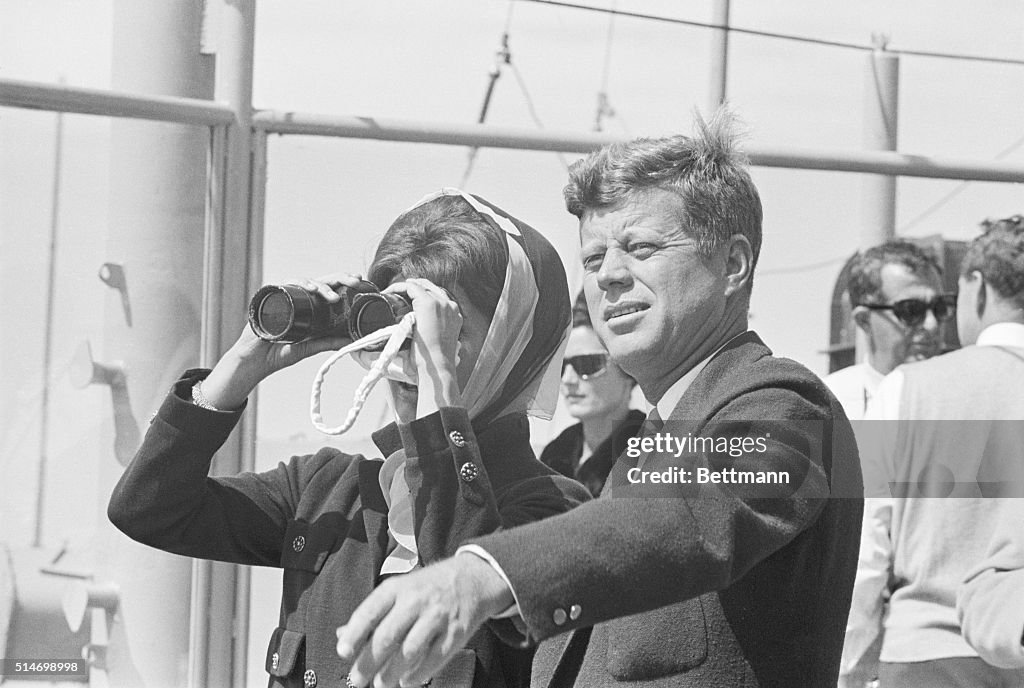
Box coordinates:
[646,406,664,433]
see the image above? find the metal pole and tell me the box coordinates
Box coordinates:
[34,108,63,548]
[192,2,257,686]
[0,77,234,126]
[101,2,216,686]
[251,110,1024,183]
[861,36,900,248]
[708,0,731,111]
[232,128,268,688]
[857,36,900,364]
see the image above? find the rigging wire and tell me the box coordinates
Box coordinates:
[761,132,1024,275]
[461,1,569,187]
[593,0,617,132]
[898,133,1024,233]
[460,3,515,188]
[509,62,570,169]
[760,254,849,276]
[517,0,1024,67]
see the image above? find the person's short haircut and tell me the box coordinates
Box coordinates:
[563,109,763,290]
[369,194,508,319]
[847,239,943,307]
[961,214,1024,309]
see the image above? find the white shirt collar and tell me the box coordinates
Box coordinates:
[861,361,886,399]
[975,322,1024,348]
[652,331,749,420]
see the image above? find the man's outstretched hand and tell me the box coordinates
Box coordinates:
[336,552,515,688]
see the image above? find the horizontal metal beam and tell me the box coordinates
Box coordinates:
[751,145,1024,184]
[254,110,1024,184]
[0,77,235,127]
[253,110,619,153]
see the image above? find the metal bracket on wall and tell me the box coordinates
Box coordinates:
[99,262,132,327]
[70,341,140,466]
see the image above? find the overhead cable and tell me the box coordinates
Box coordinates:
[518,0,1024,67]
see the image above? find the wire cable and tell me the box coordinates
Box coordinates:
[517,0,1024,67]
[593,0,617,132]
[509,62,570,169]
[899,133,1024,233]
[461,3,516,187]
[760,254,850,276]
[763,132,1024,275]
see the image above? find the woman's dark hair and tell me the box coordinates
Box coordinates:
[368,195,508,318]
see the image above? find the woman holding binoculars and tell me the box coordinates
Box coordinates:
[107,189,590,688]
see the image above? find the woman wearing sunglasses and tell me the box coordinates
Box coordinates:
[108,190,590,688]
[540,293,643,497]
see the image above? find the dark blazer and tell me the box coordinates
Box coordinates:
[108,370,590,688]
[472,332,864,687]
[540,410,645,497]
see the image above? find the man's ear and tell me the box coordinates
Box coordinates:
[723,234,753,297]
[852,305,872,333]
[972,271,987,319]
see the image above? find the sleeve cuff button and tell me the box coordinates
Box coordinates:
[459,462,479,482]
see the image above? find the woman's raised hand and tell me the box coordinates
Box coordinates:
[201,273,363,410]
[385,278,464,412]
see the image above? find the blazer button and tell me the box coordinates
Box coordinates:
[292,536,305,552]
[553,608,567,625]
[303,668,317,688]
[449,430,466,447]
[459,462,479,482]
[270,652,279,671]
[569,604,582,621]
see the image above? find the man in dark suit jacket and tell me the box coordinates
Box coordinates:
[336,111,864,688]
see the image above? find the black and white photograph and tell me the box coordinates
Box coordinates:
[2,2,1024,687]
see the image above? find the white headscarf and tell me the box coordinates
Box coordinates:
[379,189,569,573]
[308,188,569,574]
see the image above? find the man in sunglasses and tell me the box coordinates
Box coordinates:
[335,111,864,688]
[845,216,1024,688]
[825,240,951,422]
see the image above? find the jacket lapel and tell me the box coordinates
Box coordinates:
[357,459,391,581]
[670,331,766,421]
[544,333,770,683]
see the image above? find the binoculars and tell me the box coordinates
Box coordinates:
[248,280,412,345]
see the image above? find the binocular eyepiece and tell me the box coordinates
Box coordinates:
[248,280,412,345]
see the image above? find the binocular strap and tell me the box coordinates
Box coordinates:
[310,312,416,435]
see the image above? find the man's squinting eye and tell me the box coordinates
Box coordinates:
[582,252,604,270]
[627,242,657,257]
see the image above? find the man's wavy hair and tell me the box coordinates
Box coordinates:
[563,109,763,291]
[847,239,943,307]
[961,214,1024,309]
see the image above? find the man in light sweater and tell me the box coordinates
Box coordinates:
[957,497,1024,670]
[845,215,1024,687]
[825,240,951,421]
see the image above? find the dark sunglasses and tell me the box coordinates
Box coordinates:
[561,353,609,380]
[860,294,957,328]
